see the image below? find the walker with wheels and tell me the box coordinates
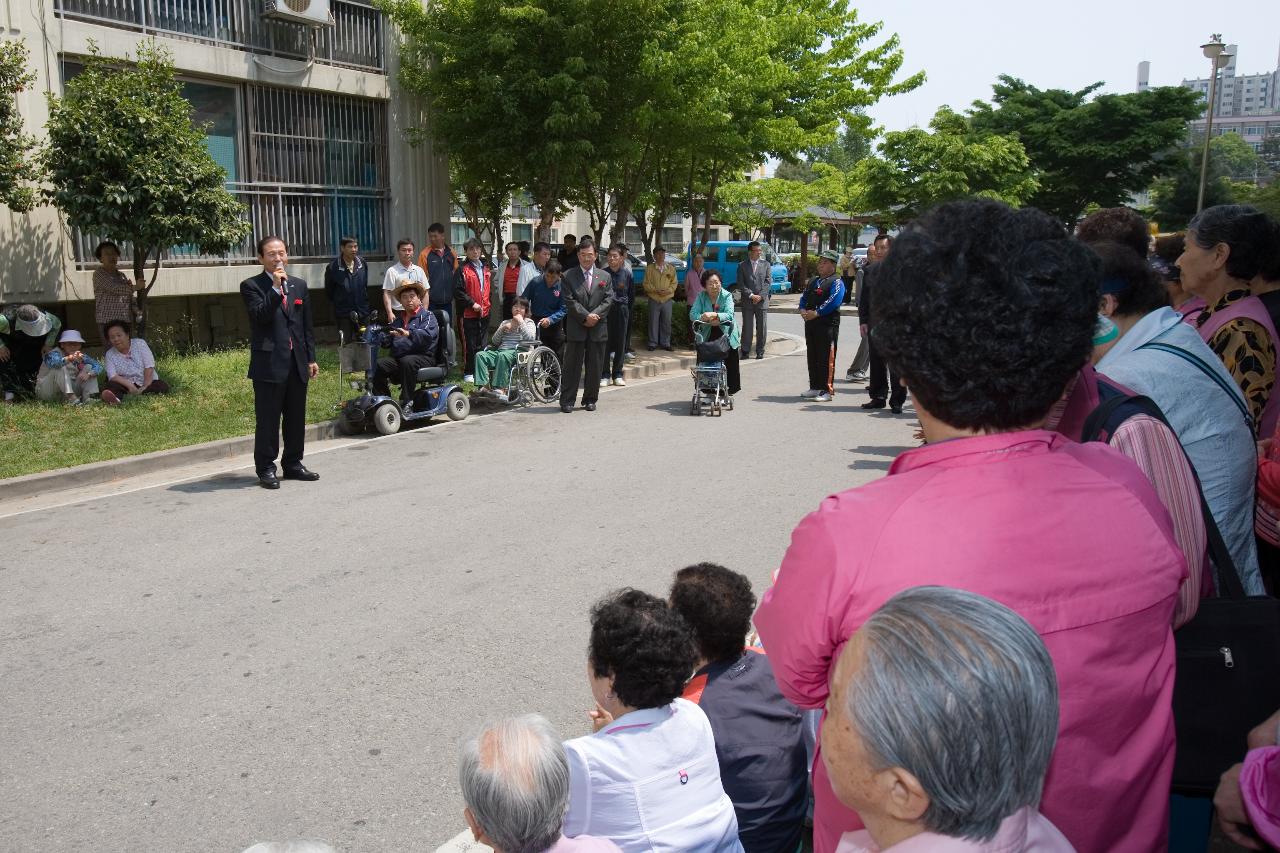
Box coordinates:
[689,318,734,416]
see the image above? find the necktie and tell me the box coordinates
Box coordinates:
[278,278,294,350]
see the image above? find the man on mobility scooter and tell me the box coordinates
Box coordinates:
[372,280,438,409]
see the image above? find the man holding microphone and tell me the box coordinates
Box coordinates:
[240,236,320,490]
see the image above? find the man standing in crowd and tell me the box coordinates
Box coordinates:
[382,239,428,325]
[558,234,579,269]
[845,238,887,383]
[603,244,636,386]
[495,241,538,325]
[371,280,438,409]
[241,236,319,490]
[531,240,553,275]
[799,249,845,402]
[738,240,771,359]
[323,237,369,371]
[559,238,614,412]
[860,234,905,412]
[454,237,492,383]
[644,246,677,351]
[419,222,458,366]
[838,245,856,304]
[524,259,567,358]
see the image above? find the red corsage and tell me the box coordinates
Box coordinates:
[293,299,303,306]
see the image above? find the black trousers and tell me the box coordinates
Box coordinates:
[561,339,606,407]
[804,316,839,394]
[603,304,631,380]
[535,319,565,361]
[253,368,307,475]
[500,293,516,320]
[868,335,906,406]
[461,316,487,375]
[373,354,435,400]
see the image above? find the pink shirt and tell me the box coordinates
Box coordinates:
[546,834,623,852]
[755,430,1185,853]
[835,808,1075,853]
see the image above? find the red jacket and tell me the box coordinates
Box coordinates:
[454,261,491,319]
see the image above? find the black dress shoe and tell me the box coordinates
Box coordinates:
[890,405,903,414]
[861,399,887,410]
[584,402,597,411]
[282,466,320,481]
[257,471,280,490]
[754,353,764,360]
[560,404,574,413]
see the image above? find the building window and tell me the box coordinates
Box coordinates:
[451,223,475,247]
[511,192,538,220]
[511,223,533,243]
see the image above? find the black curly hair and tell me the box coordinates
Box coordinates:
[873,199,1098,432]
[1260,217,1280,284]
[669,563,756,664]
[589,589,696,710]
[1089,241,1169,318]
[1075,207,1150,259]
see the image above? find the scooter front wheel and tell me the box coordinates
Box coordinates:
[372,402,402,435]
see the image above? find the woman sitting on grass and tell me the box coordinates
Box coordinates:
[101,320,170,404]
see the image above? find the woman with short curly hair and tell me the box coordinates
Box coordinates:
[756,199,1187,853]
[563,588,744,852]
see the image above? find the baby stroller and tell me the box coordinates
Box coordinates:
[690,318,735,416]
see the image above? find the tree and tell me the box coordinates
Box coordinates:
[44,42,251,333]
[0,38,40,212]
[968,76,1203,224]
[1148,135,1261,231]
[775,119,874,183]
[855,107,1037,224]
[1209,132,1263,183]
[1236,181,1280,220]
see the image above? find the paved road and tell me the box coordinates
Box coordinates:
[0,315,915,852]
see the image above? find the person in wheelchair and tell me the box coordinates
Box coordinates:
[372,280,439,408]
[475,296,537,397]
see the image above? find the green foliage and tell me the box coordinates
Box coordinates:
[1148,136,1262,231]
[856,107,1037,224]
[774,119,874,183]
[0,38,40,212]
[1232,181,1280,220]
[717,177,823,236]
[43,41,252,329]
[968,76,1203,224]
[1209,132,1264,182]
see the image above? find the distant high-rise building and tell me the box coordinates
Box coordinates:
[1137,61,1150,93]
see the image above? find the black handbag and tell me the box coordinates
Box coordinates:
[695,326,732,363]
[1083,393,1280,795]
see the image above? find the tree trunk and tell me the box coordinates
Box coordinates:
[696,164,722,254]
[633,209,653,260]
[133,246,159,338]
[798,224,809,291]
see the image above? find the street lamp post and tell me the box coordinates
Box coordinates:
[1196,35,1234,214]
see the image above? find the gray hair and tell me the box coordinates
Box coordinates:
[239,843,335,853]
[459,714,568,853]
[845,586,1059,842]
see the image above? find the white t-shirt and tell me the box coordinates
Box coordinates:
[563,698,743,853]
[105,338,158,385]
[382,262,428,311]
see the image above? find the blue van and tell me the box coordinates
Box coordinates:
[692,241,790,297]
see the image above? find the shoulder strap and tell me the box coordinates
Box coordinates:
[1137,341,1251,426]
[1081,392,1247,600]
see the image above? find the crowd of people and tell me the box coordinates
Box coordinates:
[237,199,1280,852]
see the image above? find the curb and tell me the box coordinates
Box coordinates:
[0,420,342,503]
[767,305,859,317]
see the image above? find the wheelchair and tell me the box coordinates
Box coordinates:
[475,340,562,407]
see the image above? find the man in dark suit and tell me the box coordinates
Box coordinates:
[558,238,614,412]
[736,240,771,359]
[241,235,320,490]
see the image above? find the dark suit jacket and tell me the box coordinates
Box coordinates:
[561,264,615,342]
[241,271,317,383]
[736,257,771,299]
[858,261,880,327]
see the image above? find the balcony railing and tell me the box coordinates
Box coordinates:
[55,0,384,72]
[73,182,390,267]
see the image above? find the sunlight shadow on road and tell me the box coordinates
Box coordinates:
[167,473,258,493]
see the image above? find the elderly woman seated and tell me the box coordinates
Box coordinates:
[36,330,103,404]
[565,589,744,852]
[460,714,620,852]
[475,296,537,396]
[101,320,169,403]
[668,563,808,853]
[823,586,1073,852]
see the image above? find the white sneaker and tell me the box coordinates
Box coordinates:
[614,377,627,386]
[801,389,821,398]
[600,378,609,387]
[814,391,833,402]
[463,374,474,383]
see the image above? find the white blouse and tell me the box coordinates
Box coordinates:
[104,338,158,385]
[563,698,744,853]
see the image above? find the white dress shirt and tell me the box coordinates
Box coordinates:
[563,698,744,853]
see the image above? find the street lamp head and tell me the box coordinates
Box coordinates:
[1201,35,1226,62]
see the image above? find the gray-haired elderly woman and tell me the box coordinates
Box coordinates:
[460,714,621,853]
[822,587,1076,853]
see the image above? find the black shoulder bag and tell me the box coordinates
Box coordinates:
[1082,393,1280,795]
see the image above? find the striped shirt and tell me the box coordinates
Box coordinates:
[490,317,536,350]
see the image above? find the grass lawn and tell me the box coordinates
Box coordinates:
[0,347,363,480]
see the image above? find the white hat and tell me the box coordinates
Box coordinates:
[58,330,86,345]
[15,305,52,338]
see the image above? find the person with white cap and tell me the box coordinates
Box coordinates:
[0,304,62,402]
[36,330,103,404]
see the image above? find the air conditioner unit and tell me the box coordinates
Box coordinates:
[262,0,333,28]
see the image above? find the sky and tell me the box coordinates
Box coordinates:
[860,1,1280,133]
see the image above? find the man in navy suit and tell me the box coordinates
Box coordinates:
[241,235,320,490]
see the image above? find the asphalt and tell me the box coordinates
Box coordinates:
[0,314,919,853]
